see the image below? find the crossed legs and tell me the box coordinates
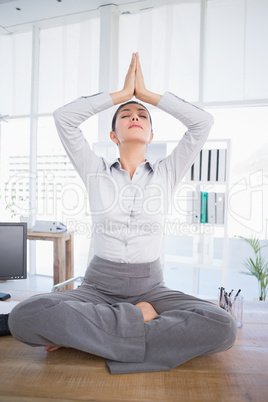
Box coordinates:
[9,284,237,374]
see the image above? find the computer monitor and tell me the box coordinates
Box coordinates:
[0,222,27,281]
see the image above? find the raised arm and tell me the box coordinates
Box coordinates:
[53,54,141,182]
[157,93,214,189]
[53,92,113,183]
[128,55,214,188]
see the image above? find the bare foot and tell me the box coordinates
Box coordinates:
[135,302,158,322]
[44,345,62,352]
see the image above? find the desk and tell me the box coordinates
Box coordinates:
[27,230,74,290]
[1,299,267,401]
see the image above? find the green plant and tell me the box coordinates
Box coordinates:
[239,235,268,301]
[5,195,25,218]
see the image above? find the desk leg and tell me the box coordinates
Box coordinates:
[66,233,74,290]
[53,238,66,287]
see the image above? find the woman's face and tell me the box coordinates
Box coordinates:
[110,104,153,146]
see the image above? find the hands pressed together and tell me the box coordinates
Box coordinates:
[110,53,161,107]
[123,52,145,102]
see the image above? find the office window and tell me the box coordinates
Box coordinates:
[0,119,30,219]
[36,115,98,222]
[35,115,98,276]
[0,32,32,116]
[207,105,268,237]
[244,0,268,99]
[118,2,200,101]
[39,18,100,113]
[35,16,100,275]
[204,0,268,101]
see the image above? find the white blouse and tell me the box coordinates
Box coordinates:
[53,92,214,263]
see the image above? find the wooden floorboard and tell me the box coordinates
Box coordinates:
[0,298,267,402]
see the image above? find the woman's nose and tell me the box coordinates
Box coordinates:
[132,116,138,121]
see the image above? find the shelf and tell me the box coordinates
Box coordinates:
[184,181,226,185]
[162,138,231,293]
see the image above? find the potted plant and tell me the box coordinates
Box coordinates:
[5,195,31,225]
[5,195,24,218]
[239,235,268,301]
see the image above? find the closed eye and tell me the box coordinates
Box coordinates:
[120,113,148,119]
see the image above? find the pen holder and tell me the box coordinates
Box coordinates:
[229,295,243,328]
[218,293,244,328]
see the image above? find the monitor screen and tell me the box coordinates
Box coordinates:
[0,222,27,280]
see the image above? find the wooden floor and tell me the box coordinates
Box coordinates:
[0,291,268,402]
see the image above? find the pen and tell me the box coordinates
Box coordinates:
[234,289,241,301]
[224,293,229,311]
[219,287,225,308]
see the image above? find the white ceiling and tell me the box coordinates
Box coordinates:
[0,0,150,34]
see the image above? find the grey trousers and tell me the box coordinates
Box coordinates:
[9,256,237,374]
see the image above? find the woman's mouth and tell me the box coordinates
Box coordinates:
[129,124,143,129]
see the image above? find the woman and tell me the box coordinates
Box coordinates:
[8,53,237,374]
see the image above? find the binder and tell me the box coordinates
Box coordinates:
[200,192,208,223]
[32,220,67,233]
[207,192,216,224]
[208,149,218,181]
[187,190,201,223]
[217,149,227,182]
[215,193,225,224]
[194,190,201,223]
[201,149,209,181]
